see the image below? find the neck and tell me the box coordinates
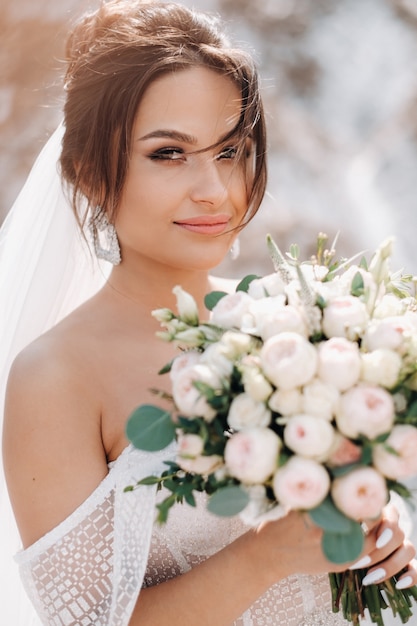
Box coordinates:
[105,261,214,318]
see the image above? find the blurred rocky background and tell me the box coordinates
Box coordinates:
[3,0,417,277]
[2,2,417,622]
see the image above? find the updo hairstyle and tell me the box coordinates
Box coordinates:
[60,0,267,229]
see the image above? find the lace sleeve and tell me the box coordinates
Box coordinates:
[14,445,171,626]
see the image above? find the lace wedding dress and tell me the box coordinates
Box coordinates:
[16,444,348,626]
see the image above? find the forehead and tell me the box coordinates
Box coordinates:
[133,67,242,144]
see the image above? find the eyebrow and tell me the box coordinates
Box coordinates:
[138,127,242,146]
[138,129,198,144]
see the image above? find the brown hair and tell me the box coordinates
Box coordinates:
[60,0,267,229]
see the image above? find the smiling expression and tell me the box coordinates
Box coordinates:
[114,66,251,272]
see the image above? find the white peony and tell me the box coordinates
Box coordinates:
[251,301,308,341]
[241,363,274,402]
[225,427,281,484]
[362,316,413,354]
[272,456,330,510]
[227,393,271,430]
[172,363,220,421]
[210,291,253,329]
[283,414,336,461]
[247,273,287,299]
[373,424,417,479]
[260,332,318,390]
[322,295,369,340]
[317,337,361,391]
[200,343,234,379]
[335,383,395,439]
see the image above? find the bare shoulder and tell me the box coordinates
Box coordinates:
[3,307,108,548]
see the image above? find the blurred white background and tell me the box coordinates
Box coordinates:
[2,2,417,623]
[2,0,417,275]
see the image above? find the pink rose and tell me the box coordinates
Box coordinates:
[327,434,362,467]
[335,383,395,439]
[272,455,330,510]
[317,337,361,391]
[331,467,388,521]
[224,427,281,484]
[260,332,318,390]
[373,424,417,479]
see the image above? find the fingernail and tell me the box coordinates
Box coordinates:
[362,568,386,586]
[376,528,393,549]
[349,555,372,570]
[396,576,413,590]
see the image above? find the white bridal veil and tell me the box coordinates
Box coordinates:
[0,124,108,624]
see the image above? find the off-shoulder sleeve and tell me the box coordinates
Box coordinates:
[15,445,173,626]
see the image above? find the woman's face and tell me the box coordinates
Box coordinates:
[115,66,250,272]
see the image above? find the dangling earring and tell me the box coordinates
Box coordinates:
[88,207,121,265]
[230,237,240,261]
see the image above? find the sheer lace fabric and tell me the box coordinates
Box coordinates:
[16,445,348,625]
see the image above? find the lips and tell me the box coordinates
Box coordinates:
[174,214,231,235]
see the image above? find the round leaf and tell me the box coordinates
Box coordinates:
[207,485,249,517]
[126,404,176,451]
[321,523,364,564]
[204,291,227,311]
[236,274,260,292]
[309,497,354,534]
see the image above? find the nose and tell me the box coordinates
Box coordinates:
[189,156,228,208]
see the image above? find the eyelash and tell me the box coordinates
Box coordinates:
[148,146,241,162]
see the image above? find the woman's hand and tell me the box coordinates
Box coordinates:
[349,503,417,589]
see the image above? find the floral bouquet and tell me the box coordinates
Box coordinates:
[126,233,417,625]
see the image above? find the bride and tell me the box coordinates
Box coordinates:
[1,1,416,624]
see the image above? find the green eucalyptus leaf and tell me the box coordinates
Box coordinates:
[351,271,365,296]
[126,404,176,451]
[204,291,228,311]
[321,523,364,564]
[309,497,354,533]
[236,274,260,293]
[137,475,162,486]
[207,485,249,517]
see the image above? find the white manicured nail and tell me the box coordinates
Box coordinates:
[349,555,372,570]
[376,528,393,549]
[362,568,386,586]
[396,576,413,590]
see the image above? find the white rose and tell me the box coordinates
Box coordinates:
[200,343,234,379]
[225,427,281,484]
[210,291,253,329]
[322,295,369,340]
[302,378,340,421]
[360,349,402,389]
[335,383,395,439]
[172,363,220,421]
[317,337,361,391]
[373,294,406,319]
[172,285,199,325]
[247,273,287,299]
[272,456,330,510]
[177,433,204,457]
[241,366,274,402]
[283,414,336,461]
[362,316,412,354]
[260,332,318,390]
[239,484,287,527]
[170,350,201,381]
[227,393,271,430]
[268,388,303,416]
[252,301,308,341]
[373,424,417,479]
[220,330,257,359]
[178,454,223,475]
